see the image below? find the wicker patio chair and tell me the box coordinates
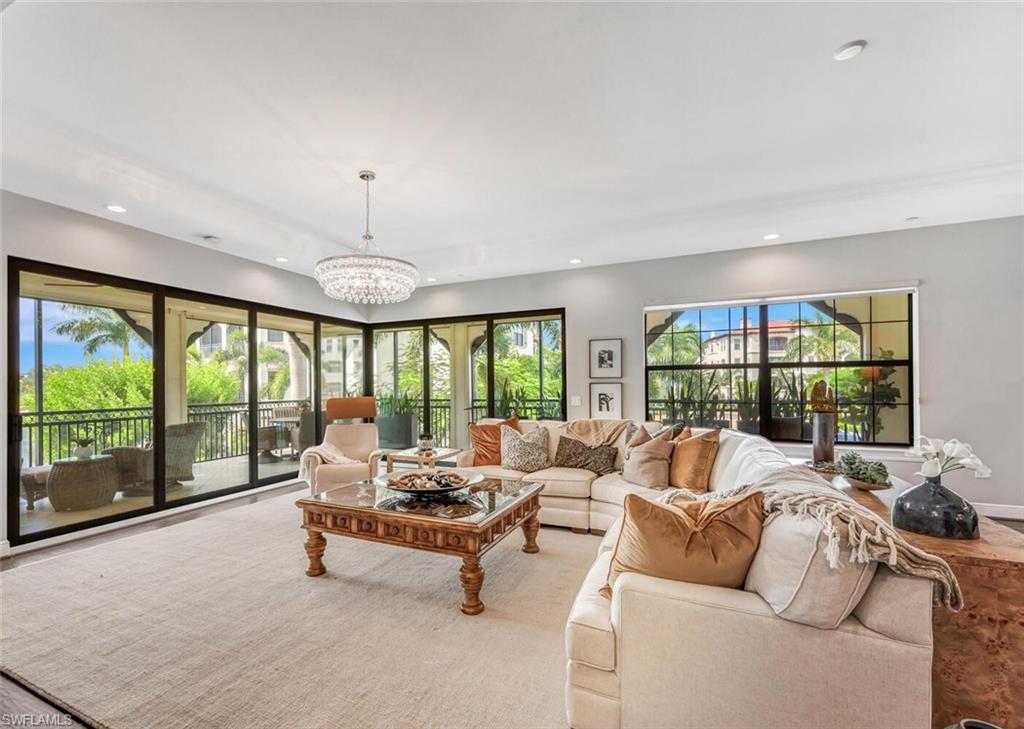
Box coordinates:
[104,422,207,495]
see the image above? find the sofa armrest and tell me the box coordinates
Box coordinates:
[610,572,932,729]
[456,449,476,468]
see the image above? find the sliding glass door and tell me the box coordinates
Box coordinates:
[15,270,155,538]
[7,257,367,546]
[164,297,251,500]
[318,322,364,438]
[255,312,315,481]
[372,327,424,448]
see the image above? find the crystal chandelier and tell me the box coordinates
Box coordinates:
[314,170,419,304]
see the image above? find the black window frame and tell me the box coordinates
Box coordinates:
[643,292,915,447]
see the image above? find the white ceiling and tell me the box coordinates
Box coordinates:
[2,2,1021,286]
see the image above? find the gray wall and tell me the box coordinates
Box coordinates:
[370,216,1024,509]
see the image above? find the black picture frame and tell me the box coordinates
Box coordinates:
[589,337,623,379]
[590,382,623,420]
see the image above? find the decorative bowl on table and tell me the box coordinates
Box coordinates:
[376,468,483,496]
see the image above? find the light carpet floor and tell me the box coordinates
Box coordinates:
[1,492,601,729]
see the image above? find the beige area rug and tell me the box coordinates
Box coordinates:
[1,493,601,729]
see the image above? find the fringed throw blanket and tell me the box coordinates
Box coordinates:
[660,465,963,610]
[298,443,360,480]
[566,419,630,447]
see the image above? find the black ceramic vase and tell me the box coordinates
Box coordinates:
[892,476,980,539]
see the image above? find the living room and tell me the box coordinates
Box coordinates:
[1,3,1022,729]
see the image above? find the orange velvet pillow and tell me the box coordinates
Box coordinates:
[669,428,720,493]
[601,491,764,598]
[468,417,520,466]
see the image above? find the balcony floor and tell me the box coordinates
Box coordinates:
[18,455,299,537]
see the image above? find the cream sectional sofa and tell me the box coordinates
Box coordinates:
[456,418,666,533]
[461,419,934,729]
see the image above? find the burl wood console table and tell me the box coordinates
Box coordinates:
[840,478,1023,729]
[296,478,542,615]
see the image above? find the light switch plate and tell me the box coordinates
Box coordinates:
[570,395,582,407]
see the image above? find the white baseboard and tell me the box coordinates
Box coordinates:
[0,539,10,557]
[974,502,1024,520]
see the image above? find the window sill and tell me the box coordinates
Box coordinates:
[774,442,920,464]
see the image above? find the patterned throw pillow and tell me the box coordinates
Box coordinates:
[553,436,617,475]
[501,425,550,473]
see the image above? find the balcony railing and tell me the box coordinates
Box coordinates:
[19,399,309,468]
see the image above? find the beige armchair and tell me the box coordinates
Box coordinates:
[302,423,389,495]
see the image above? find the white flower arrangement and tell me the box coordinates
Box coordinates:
[905,436,992,479]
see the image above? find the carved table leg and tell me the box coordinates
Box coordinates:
[304,529,327,577]
[521,512,540,554]
[460,555,485,615]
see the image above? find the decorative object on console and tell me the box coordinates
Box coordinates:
[553,436,617,475]
[813,451,891,490]
[589,382,622,419]
[500,424,550,472]
[467,416,519,466]
[417,432,435,453]
[600,491,764,598]
[313,170,419,304]
[589,338,622,378]
[669,428,720,493]
[809,378,837,463]
[894,436,991,539]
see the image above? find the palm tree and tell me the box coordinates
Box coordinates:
[783,315,860,362]
[52,304,142,359]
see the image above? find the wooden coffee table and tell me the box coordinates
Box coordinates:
[295,478,542,614]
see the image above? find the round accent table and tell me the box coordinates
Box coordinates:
[46,455,120,512]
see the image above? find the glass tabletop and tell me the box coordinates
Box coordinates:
[307,478,539,525]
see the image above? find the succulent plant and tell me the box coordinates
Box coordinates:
[813,451,890,486]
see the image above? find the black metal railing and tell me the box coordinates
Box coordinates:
[19,406,154,468]
[646,399,866,441]
[19,399,310,468]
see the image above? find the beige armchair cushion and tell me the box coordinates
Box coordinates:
[322,423,379,463]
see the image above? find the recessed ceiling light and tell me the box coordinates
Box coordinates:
[905,216,920,222]
[106,204,127,213]
[833,40,867,61]
[275,257,288,263]
[426,277,438,283]
[569,258,583,264]
[763,233,781,241]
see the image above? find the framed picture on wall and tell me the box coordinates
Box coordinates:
[590,382,623,420]
[589,338,622,378]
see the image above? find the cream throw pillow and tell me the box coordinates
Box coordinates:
[622,429,674,489]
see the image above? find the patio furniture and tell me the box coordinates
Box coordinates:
[47,455,120,511]
[257,426,281,463]
[288,411,316,459]
[19,459,51,511]
[104,422,207,495]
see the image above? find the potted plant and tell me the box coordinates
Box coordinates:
[71,433,96,459]
[375,390,419,449]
